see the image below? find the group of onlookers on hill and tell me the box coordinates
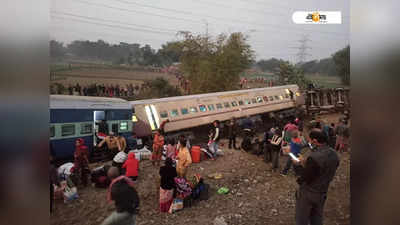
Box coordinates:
[50,82,141,97]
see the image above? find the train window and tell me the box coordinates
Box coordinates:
[160,111,168,118]
[274,95,280,100]
[61,124,75,136]
[269,96,274,101]
[50,126,55,138]
[80,123,92,134]
[120,121,128,131]
[244,99,251,105]
[189,107,198,113]
[263,96,268,102]
[251,98,257,104]
[231,101,238,107]
[279,95,284,100]
[207,104,215,111]
[216,103,223,109]
[170,109,179,117]
[238,100,244,105]
[181,108,189,115]
[199,105,207,112]
[256,97,263,103]
[223,102,230,108]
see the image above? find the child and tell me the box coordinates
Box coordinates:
[122,152,139,181]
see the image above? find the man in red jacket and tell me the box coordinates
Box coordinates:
[122,152,139,181]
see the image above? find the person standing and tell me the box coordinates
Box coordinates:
[101,178,139,225]
[176,136,192,178]
[159,158,177,212]
[211,120,220,156]
[264,127,276,162]
[122,152,139,181]
[293,130,339,225]
[151,130,164,167]
[270,128,283,172]
[227,118,239,150]
[74,138,90,187]
[281,130,304,176]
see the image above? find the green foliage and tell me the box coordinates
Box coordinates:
[137,77,181,99]
[50,40,67,59]
[277,62,311,89]
[256,58,287,72]
[332,45,350,85]
[178,32,255,94]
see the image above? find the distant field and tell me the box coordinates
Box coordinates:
[306,74,345,88]
[51,67,179,88]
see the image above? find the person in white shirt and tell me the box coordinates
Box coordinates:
[112,149,128,174]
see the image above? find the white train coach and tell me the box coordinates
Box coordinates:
[130,84,303,137]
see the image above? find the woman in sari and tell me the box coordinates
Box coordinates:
[159,158,177,212]
[176,137,192,178]
[152,129,165,167]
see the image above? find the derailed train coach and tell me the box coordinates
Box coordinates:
[50,95,133,160]
[130,84,304,137]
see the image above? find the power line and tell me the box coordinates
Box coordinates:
[71,0,349,38]
[51,15,176,36]
[291,35,312,64]
[51,11,181,33]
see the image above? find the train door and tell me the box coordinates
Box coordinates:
[93,110,106,146]
[144,104,160,131]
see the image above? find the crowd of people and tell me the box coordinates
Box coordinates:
[50,82,141,97]
[50,113,349,225]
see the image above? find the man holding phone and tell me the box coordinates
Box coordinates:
[292,129,339,225]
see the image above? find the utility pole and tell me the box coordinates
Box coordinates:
[290,35,312,65]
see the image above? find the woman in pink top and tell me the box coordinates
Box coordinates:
[166,139,177,160]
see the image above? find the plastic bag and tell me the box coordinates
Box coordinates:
[63,186,78,203]
[168,198,183,214]
[217,187,230,194]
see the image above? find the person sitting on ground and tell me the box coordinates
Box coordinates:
[113,149,129,174]
[98,131,121,159]
[74,138,90,187]
[101,178,140,225]
[122,152,139,181]
[159,158,177,213]
[91,165,111,188]
[151,129,165,167]
[176,136,192,178]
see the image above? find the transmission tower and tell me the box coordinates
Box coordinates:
[291,35,312,64]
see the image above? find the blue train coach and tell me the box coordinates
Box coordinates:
[50,95,133,160]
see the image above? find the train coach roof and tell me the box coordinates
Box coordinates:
[50,95,131,109]
[129,84,298,105]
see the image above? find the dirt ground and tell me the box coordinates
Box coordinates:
[50,113,350,225]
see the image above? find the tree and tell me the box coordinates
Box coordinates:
[138,77,181,99]
[158,41,184,66]
[332,45,350,85]
[179,32,254,94]
[256,58,286,72]
[277,62,311,89]
[50,40,67,59]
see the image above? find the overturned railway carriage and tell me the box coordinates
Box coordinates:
[50,95,132,160]
[130,85,303,137]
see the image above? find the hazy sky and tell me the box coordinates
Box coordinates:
[50,0,349,62]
